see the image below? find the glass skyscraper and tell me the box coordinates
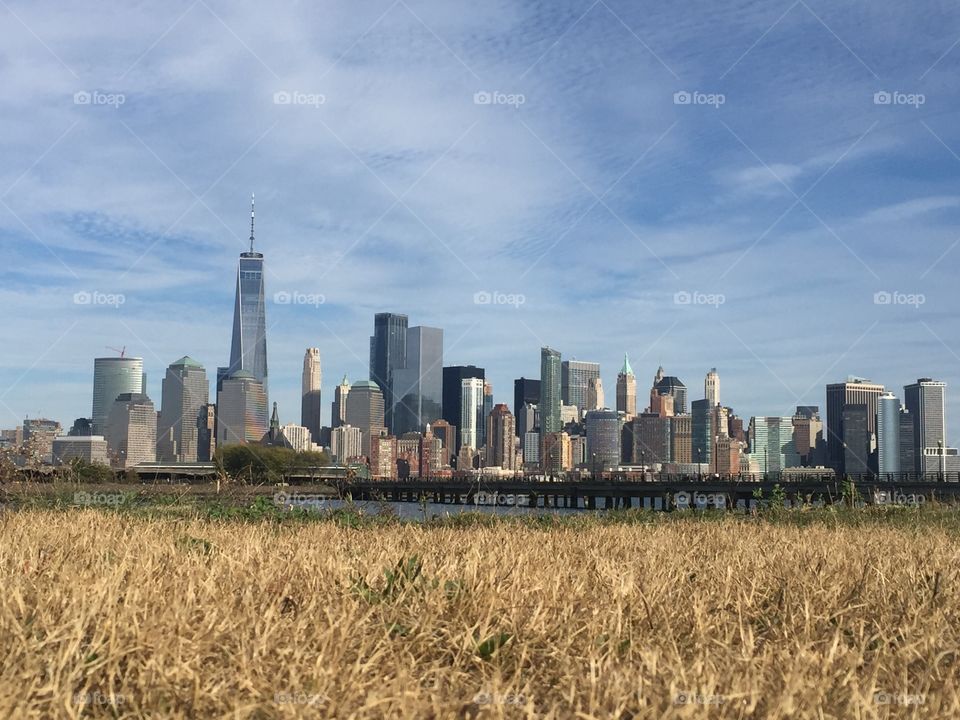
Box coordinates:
[539,347,562,435]
[392,326,443,436]
[561,360,600,413]
[92,356,144,435]
[228,196,268,401]
[369,312,408,432]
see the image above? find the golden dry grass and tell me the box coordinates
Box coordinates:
[2,510,958,719]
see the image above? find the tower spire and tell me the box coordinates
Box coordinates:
[249,192,255,253]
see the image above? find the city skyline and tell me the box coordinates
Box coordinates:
[2,1,960,436]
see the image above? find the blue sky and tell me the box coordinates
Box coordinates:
[1,0,959,439]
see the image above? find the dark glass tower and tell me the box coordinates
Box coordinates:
[442,365,485,452]
[228,195,268,403]
[369,312,408,432]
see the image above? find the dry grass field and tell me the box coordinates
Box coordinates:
[2,507,958,718]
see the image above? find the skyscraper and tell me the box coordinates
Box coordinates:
[392,326,443,436]
[826,378,884,474]
[301,348,322,443]
[228,195,268,401]
[460,377,485,450]
[616,353,637,419]
[654,372,688,414]
[157,356,209,462]
[539,347,562,435]
[513,377,540,435]
[904,378,947,475]
[369,312,408,432]
[586,377,604,413]
[841,405,871,476]
[331,375,350,428]
[105,392,157,468]
[485,403,516,470]
[561,360,600,414]
[876,392,901,476]
[705,368,720,407]
[344,380,386,459]
[691,399,713,469]
[749,416,799,474]
[442,365,485,452]
[585,409,622,471]
[216,371,268,446]
[92,356,144,435]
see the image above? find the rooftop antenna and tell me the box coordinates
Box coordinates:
[249,192,255,253]
[106,346,126,358]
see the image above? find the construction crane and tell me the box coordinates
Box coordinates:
[106,346,126,358]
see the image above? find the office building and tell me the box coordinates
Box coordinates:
[670,415,692,464]
[92,356,144,435]
[105,393,157,468]
[157,356,209,463]
[749,416,799,474]
[654,371,688,414]
[197,404,216,461]
[228,195,269,399]
[616,353,637,419]
[369,312,408,432]
[330,424,363,464]
[826,378,884,473]
[344,380,386,459]
[513,377,540,435]
[51,436,109,466]
[585,409,622,471]
[485,404,516,470]
[301,348,322,443]
[691,399,713,468]
[561,360,600,415]
[216,372,268,446]
[332,375,350,428]
[841,405,872,476]
[539,347,562,435]
[705,368,720,407]
[442,365,485,451]
[904,378,947,475]
[876,392,901,476]
[460,377,485,450]
[22,418,62,464]
[392,326,443,436]
[586,377,604,413]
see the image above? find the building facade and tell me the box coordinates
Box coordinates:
[105,393,157,468]
[216,372,268,446]
[301,348,322,443]
[157,356,208,463]
[92,357,144,435]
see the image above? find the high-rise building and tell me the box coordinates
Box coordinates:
[898,409,916,477]
[826,378,884,473]
[841,405,872,476]
[228,195,268,405]
[749,416,800,474]
[52,436,109,466]
[513,377,540,435]
[562,361,600,415]
[369,432,398,479]
[714,435,742,477]
[904,378,947,476]
[197,404,216,461]
[485,404,516,470]
[442,365,485,452]
[616,353,637,419]
[540,431,572,474]
[301,348,322,443]
[460,377,485,450]
[105,393,157,468]
[586,377,604,413]
[585,409,622,471]
[482,382,494,446]
[430,419,455,467]
[691,399,713,469]
[344,380,386,459]
[392,326,443,436]
[670,415,692,464]
[68,418,93,436]
[157,356,208,463]
[331,375,350,428]
[705,368,720,407]
[216,371,268,446]
[330,424,363,464]
[22,418,62,464]
[92,357,144,435]
[792,406,823,466]
[877,392,901,476]
[539,347,562,435]
[630,413,671,466]
[369,312,408,432]
[654,372,688,414]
